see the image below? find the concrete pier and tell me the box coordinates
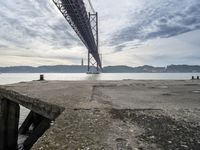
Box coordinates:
[0,80,200,150]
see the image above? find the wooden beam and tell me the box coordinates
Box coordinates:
[23,117,51,150]
[0,98,19,150]
[7,100,20,150]
[19,111,34,135]
[0,98,8,150]
[19,111,43,135]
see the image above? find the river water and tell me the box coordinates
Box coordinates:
[0,73,199,85]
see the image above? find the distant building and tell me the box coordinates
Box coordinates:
[81,58,84,66]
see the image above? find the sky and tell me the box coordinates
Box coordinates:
[0,0,200,67]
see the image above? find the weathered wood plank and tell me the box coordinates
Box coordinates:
[0,98,8,150]
[19,111,43,135]
[7,100,19,150]
[19,111,34,135]
[0,98,19,150]
[23,117,51,150]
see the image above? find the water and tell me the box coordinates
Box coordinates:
[0,73,199,85]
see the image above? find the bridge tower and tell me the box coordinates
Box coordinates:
[88,12,100,73]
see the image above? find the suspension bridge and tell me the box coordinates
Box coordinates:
[52,0,102,73]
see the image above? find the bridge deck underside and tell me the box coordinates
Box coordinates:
[53,0,101,67]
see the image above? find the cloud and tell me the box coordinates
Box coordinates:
[0,0,81,52]
[111,0,200,45]
[0,0,200,66]
[0,56,74,67]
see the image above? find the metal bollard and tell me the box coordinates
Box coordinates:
[40,74,44,81]
[192,76,194,80]
[197,76,199,80]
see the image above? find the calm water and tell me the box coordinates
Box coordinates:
[0,73,199,85]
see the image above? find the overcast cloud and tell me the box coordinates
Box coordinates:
[0,0,199,66]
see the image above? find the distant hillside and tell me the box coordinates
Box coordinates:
[103,66,134,73]
[0,65,200,73]
[103,65,200,73]
[166,65,200,73]
[0,65,87,73]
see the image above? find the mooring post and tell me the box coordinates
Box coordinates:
[39,74,44,81]
[197,76,199,80]
[0,98,19,150]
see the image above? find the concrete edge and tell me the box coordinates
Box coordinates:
[0,87,65,120]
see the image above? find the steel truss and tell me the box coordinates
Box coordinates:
[52,0,102,70]
[88,12,99,72]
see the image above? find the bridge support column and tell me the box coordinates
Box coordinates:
[88,51,90,72]
[88,12,101,73]
[0,98,19,150]
[87,52,99,73]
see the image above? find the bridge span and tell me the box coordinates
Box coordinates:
[52,0,102,72]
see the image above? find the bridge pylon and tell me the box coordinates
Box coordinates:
[87,12,101,73]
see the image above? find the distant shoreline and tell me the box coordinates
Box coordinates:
[0,64,200,73]
[0,72,200,74]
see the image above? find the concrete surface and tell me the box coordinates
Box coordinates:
[2,80,200,150]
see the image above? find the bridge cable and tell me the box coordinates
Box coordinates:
[87,0,96,13]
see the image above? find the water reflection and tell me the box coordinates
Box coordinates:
[85,74,100,80]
